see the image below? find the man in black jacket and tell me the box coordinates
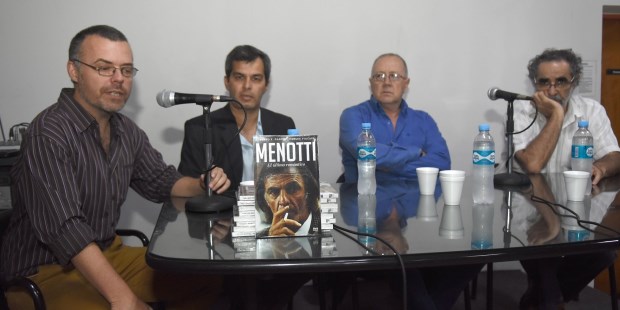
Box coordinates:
[179,45,296,191]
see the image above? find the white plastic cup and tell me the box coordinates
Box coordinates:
[417,194,438,221]
[439,204,464,239]
[439,170,466,205]
[562,200,586,230]
[563,171,590,201]
[417,167,439,195]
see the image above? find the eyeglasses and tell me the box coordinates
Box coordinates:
[534,76,574,90]
[72,59,138,78]
[370,72,407,82]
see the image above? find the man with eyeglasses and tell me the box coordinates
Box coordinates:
[338,54,480,310]
[511,48,620,181]
[339,53,451,183]
[0,25,230,309]
[179,45,296,192]
[510,48,620,309]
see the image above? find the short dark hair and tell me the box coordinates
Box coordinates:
[255,165,319,223]
[69,25,128,61]
[225,45,271,82]
[527,48,583,86]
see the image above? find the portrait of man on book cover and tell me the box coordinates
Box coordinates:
[254,135,321,237]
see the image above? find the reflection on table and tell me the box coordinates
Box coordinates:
[146,173,620,274]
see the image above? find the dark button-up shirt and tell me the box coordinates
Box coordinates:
[1,88,181,279]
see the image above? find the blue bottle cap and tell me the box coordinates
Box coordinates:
[479,123,490,131]
[578,120,589,128]
[287,128,300,135]
[362,123,371,130]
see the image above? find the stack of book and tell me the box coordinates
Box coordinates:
[232,191,257,238]
[320,234,338,257]
[319,182,339,231]
[232,235,257,259]
[232,186,258,258]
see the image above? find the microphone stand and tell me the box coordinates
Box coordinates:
[186,103,236,213]
[493,99,531,190]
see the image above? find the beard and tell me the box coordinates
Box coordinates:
[551,87,573,108]
[549,94,565,105]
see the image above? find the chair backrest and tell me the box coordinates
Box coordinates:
[0,209,11,261]
[0,209,13,308]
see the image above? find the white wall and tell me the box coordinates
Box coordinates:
[1,0,619,233]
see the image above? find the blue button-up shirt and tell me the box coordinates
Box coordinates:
[339,96,451,182]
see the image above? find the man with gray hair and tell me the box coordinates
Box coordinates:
[512,48,620,182]
[339,53,451,183]
[511,48,620,309]
[338,53,479,310]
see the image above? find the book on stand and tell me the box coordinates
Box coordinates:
[253,134,321,238]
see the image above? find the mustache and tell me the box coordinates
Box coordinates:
[549,95,563,102]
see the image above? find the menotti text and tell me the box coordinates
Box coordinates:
[256,141,317,163]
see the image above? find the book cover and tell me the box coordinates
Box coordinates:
[253,134,321,238]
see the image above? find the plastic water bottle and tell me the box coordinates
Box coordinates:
[358,194,376,255]
[571,120,593,195]
[472,124,495,204]
[357,123,376,195]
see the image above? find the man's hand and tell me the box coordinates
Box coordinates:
[110,296,152,310]
[514,91,565,173]
[592,164,605,186]
[268,206,301,236]
[592,152,620,185]
[531,91,564,120]
[72,243,150,310]
[201,167,231,194]
[211,219,232,243]
[527,215,560,245]
[172,168,230,198]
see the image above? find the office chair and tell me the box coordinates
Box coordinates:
[0,208,154,310]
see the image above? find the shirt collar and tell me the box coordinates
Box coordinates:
[369,95,409,117]
[58,88,125,135]
[257,109,263,135]
[562,94,583,128]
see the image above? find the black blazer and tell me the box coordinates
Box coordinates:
[178,104,296,191]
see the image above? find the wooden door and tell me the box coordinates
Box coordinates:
[594,13,620,296]
[600,14,620,139]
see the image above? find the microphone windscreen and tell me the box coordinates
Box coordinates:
[487,87,499,100]
[156,89,174,107]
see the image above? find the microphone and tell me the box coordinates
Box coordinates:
[487,87,533,102]
[156,89,233,108]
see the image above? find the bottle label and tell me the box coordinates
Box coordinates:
[571,145,593,159]
[357,146,376,161]
[473,150,495,165]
